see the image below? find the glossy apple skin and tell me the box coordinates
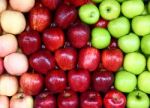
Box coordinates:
[78,47,100,71]
[108,38,118,49]
[92,71,114,93]
[104,90,126,108]
[102,49,123,72]
[95,18,109,28]
[55,48,77,71]
[45,70,67,93]
[20,73,44,96]
[34,92,56,108]
[64,0,90,7]
[58,90,79,108]
[0,95,9,108]
[18,30,41,55]
[68,69,90,92]
[80,91,102,108]
[67,22,90,48]
[29,5,51,32]
[29,50,55,74]
[43,27,65,51]
[54,4,77,29]
[0,58,4,75]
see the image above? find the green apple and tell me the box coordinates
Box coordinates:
[79,4,100,24]
[121,0,144,18]
[141,34,150,55]
[127,90,149,108]
[99,0,120,20]
[132,15,150,36]
[108,16,130,38]
[118,33,140,53]
[116,0,126,3]
[148,57,150,72]
[123,52,146,75]
[138,71,150,94]
[148,1,150,13]
[92,0,103,3]
[115,71,137,93]
[91,27,111,49]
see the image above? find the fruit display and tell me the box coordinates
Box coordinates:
[0,0,150,108]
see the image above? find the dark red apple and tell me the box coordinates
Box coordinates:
[34,91,56,108]
[0,58,4,75]
[29,5,51,32]
[54,4,77,29]
[18,31,41,55]
[68,69,90,92]
[55,48,77,71]
[78,47,100,71]
[92,71,114,93]
[20,73,44,96]
[80,91,102,108]
[58,90,79,108]
[64,0,90,7]
[29,50,55,74]
[95,18,108,28]
[102,48,123,72]
[67,22,90,48]
[43,27,65,51]
[45,69,67,93]
[108,38,118,49]
[104,90,126,108]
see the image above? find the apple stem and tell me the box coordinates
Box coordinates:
[136,92,141,99]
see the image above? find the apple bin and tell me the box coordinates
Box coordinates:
[0,0,150,108]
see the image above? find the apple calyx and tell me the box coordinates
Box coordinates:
[64,92,71,98]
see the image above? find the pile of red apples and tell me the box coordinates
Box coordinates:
[0,0,149,108]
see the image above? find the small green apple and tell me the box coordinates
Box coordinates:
[147,57,150,72]
[121,0,144,18]
[127,90,149,108]
[99,0,120,20]
[123,52,146,75]
[138,71,150,94]
[141,34,150,55]
[118,33,140,53]
[92,0,103,3]
[108,16,130,38]
[91,27,111,49]
[79,4,100,24]
[132,15,150,36]
[115,71,137,93]
[148,1,150,13]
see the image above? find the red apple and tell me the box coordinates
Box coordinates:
[18,30,41,55]
[80,91,102,108]
[29,5,51,32]
[68,69,90,92]
[0,95,9,108]
[102,48,123,72]
[34,91,56,108]
[29,50,55,74]
[108,38,118,49]
[0,58,4,75]
[45,69,67,93]
[64,0,90,7]
[104,90,126,108]
[20,73,44,96]
[54,4,77,29]
[55,48,77,71]
[67,22,90,48]
[43,27,65,51]
[78,47,100,71]
[95,18,108,28]
[58,90,79,108]
[10,93,33,108]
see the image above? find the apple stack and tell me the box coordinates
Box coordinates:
[0,0,150,108]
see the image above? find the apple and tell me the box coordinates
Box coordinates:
[79,4,100,24]
[78,47,100,71]
[99,0,120,20]
[108,38,118,49]
[116,0,125,2]
[80,91,102,108]
[108,16,130,38]
[132,15,150,36]
[123,52,146,75]
[114,71,137,93]
[94,18,108,28]
[118,33,140,53]
[121,0,144,18]
[20,73,44,95]
[102,48,123,72]
[0,0,7,14]
[0,95,9,108]
[148,57,150,71]
[141,34,150,55]
[68,69,90,92]
[67,0,90,7]
[0,58,4,75]
[10,93,33,108]
[104,90,126,108]
[45,69,67,93]
[127,90,149,108]
[92,0,103,3]
[91,27,111,49]
[0,74,18,96]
